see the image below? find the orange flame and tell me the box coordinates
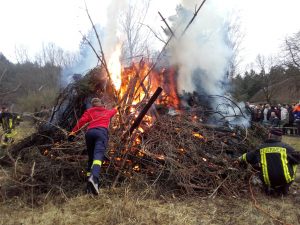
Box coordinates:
[108,59,180,109]
[108,44,122,91]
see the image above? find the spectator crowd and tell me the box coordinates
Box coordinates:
[246,102,300,135]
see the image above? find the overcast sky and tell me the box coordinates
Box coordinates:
[0,0,299,70]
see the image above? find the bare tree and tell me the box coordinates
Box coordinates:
[14,45,30,64]
[283,31,300,69]
[227,13,244,78]
[256,54,276,103]
[0,68,21,98]
[120,0,152,63]
[35,43,76,67]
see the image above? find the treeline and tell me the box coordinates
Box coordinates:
[231,63,300,102]
[231,31,300,104]
[0,53,61,112]
[0,40,82,112]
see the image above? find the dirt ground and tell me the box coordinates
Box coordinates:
[0,124,300,225]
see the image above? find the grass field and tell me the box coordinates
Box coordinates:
[283,136,300,150]
[1,124,300,225]
[1,187,300,225]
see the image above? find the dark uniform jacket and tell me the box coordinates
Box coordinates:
[0,112,17,132]
[242,139,299,188]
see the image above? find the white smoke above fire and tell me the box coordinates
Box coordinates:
[169,0,249,126]
[103,0,128,54]
[62,0,128,85]
[169,0,232,95]
[103,0,129,90]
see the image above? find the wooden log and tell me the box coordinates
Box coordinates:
[129,87,163,134]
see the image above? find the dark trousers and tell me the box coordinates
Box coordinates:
[264,182,292,196]
[85,127,108,180]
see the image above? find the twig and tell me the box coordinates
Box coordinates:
[158,11,175,38]
[140,23,166,44]
[30,161,36,178]
[208,176,229,198]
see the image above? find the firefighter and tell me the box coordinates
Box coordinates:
[0,106,18,147]
[240,128,299,195]
[68,98,117,195]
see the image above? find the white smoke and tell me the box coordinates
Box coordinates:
[62,0,129,85]
[169,0,249,126]
[169,0,232,95]
[61,28,100,85]
[103,0,129,60]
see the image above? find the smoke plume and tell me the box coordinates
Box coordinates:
[61,27,101,85]
[62,0,129,85]
[169,0,232,95]
[169,0,249,126]
[103,0,129,61]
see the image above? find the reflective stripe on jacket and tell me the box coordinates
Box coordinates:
[241,139,299,187]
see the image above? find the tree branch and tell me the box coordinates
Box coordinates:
[181,0,207,37]
[84,1,113,89]
[140,23,166,44]
[0,83,21,97]
[0,68,7,83]
[158,11,175,38]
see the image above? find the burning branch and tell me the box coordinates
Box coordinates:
[129,87,163,134]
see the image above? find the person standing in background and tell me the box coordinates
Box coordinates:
[293,103,300,135]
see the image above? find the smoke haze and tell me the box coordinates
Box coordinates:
[169,0,232,95]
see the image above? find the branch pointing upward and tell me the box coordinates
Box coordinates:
[181,0,207,37]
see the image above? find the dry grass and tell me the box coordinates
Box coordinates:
[283,136,300,151]
[283,135,300,182]
[1,188,300,225]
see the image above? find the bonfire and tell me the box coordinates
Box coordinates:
[0,1,268,203]
[0,56,268,204]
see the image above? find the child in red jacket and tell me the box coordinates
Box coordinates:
[69,98,117,195]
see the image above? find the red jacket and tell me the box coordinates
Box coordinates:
[293,105,300,112]
[72,107,117,133]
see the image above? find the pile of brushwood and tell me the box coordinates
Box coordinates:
[0,67,268,204]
